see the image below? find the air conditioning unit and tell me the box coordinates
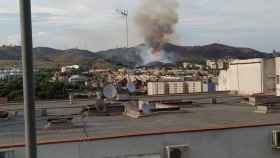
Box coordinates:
[0,111,9,120]
[165,144,189,158]
[272,130,280,149]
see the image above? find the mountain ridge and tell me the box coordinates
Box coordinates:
[0,43,271,68]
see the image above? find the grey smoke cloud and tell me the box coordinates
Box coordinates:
[134,0,179,49]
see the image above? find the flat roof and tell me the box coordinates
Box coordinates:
[1,96,280,148]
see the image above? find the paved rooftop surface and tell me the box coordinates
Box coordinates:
[1,96,280,146]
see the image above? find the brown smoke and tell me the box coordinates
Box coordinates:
[135,0,179,49]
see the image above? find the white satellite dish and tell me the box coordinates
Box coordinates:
[103,84,117,99]
[127,82,136,93]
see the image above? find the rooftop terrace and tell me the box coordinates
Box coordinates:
[1,96,280,148]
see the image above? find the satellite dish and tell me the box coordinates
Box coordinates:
[127,82,136,93]
[103,84,117,99]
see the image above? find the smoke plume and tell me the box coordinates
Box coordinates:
[138,45,171,65]
[135,0,179,49]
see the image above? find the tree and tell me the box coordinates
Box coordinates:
[0,68,68,101]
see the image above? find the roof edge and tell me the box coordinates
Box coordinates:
[1,122,280,149]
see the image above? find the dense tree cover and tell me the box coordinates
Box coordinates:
[0,77,23,101]
[0,69,73,101]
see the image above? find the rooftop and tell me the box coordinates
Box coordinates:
[1,96,280,148]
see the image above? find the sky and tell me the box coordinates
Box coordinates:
[0,0,279,52]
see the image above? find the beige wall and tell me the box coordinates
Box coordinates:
[234,60,263,95]
[218,70,229,91]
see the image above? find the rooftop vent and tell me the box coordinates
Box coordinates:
[45,115,74,129]
[165,144,189,158]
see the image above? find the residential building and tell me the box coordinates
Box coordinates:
[147,82,168,96]
[218,58,276,95]
[168,82,186,94]
[207,60,217,69]
[0,68,22,80]
[61,65,80,73]
[185,81,203,93]
[207,59,228,70]
[147,81,205,96]
[275,57,280,96]
[202,82,216,93]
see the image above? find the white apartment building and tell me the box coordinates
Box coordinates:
[168,82,186,94]
[147,81,205,96]
[147,82,168,96]
[185,81,203,93]
[207,60,217,69]
[61,65,80,73]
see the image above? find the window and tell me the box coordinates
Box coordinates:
[0,150,15,158]
[272,130,280,149]
[165,145,189,158]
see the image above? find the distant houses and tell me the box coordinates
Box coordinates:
[0,67,22,80]
[206,59,229,70]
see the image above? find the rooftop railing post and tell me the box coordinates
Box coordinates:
[19,0,37,158]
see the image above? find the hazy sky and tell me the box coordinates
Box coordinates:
[0,0,279,52]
